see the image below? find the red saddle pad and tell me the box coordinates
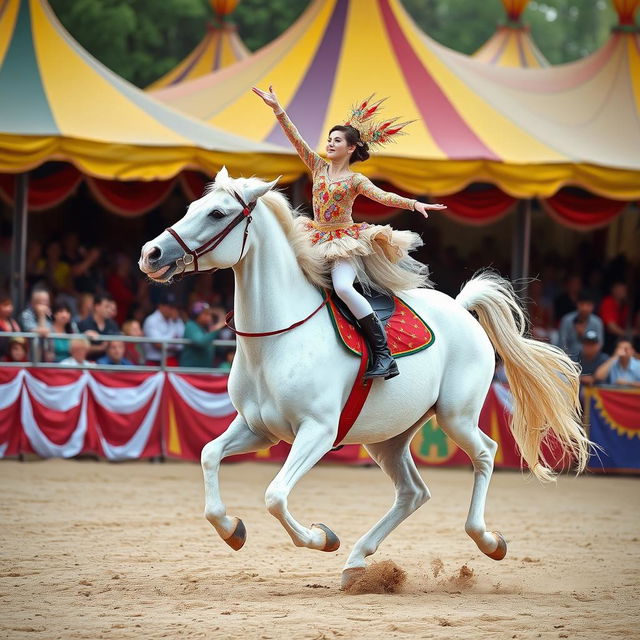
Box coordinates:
[326,294,435,358]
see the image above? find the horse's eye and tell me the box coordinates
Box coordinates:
[208,209,225,219]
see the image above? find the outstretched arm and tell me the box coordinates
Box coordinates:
[252,85,323,173]
[356,175,447,219]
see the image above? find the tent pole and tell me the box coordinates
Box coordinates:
[510,199,532,296]
[10,172,28,313]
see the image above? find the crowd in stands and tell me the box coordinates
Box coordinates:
[0,233,639,387]
[0,232,235,369]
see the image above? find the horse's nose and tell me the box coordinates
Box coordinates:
[142,245,162,264]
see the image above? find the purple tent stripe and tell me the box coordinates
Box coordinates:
[266,0,348,148]
[173,33,212,85]
[213,32,224,71]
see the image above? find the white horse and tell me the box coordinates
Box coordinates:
[139,168,589,588]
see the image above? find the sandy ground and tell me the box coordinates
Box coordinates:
[1,460,638,640]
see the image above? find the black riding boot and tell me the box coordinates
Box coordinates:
[358,312,399,380]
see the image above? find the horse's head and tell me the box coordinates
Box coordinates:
[139,167,279,283]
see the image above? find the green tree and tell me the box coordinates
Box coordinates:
[50,0,307,87]
[49,0,632,88]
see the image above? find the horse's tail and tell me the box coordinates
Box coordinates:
[455,270,590,482]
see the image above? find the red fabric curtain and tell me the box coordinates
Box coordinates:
[86,177,177,217]
[0,164,82,211]
[541,187,630,230]
[439,184,516,225]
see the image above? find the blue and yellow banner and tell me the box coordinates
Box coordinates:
[586,388,640,474]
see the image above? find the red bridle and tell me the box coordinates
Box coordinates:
[165,189,329,338]
[165,190,255,276]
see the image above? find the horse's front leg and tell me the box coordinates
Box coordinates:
[201,415,273,550]
[264,420,339,552]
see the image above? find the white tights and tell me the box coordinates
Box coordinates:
[330,259,373,320]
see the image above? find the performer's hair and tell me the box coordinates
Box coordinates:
[329,125,370,164]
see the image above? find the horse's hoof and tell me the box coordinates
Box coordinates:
[311,523,340,552]
[223,518,246,551]
[484,531,507,561]
[340,567,365,591]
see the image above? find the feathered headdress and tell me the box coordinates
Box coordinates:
[345,94,414,149]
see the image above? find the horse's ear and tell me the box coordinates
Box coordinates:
[244,176,281,204]
[215,166,229,183]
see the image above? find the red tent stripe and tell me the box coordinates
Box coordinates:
[379,0,500,160]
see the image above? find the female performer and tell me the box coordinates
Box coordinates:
[253,86,445,379]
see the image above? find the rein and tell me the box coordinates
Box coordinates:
[166,190,256,276]
[224,292,329,338]
[167,189,329,339]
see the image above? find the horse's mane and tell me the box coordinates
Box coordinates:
[209,176,330,289]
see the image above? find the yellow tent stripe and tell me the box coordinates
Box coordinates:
[327,0,444,158]
[32,0,188,145]
[392,0,565,162]
[628,36,640,114]
[0,0,18,64]
[209,0,335,141]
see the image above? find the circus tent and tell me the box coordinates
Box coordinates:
[473,0,549,68]
[0,0,296,181]
[152,0,640,208]
[146,0,250,91]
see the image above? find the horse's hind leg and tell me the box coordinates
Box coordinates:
[342,425,431,589]
[436,410,506,560]
[201,415,273,550]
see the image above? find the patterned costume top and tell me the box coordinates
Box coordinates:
[276,110,417,236]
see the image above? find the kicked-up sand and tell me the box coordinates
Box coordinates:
[0,459,638,639]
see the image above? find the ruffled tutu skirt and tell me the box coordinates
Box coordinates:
[293,217,431,295]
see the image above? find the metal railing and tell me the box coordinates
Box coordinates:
[0,331,237,374]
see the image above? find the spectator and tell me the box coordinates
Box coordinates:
[599,282,630,354]
[107,254,136,325]
[218,349,235,372]
[35,240,73,298]
[25,239,44,292]
[19,288,52,334]
[577,330,609,387]
[61,232,101,294]
[2,337,28,363]
[74,292,94,325]
[557,290,604,361]
[142,292,184,366]
[77,294,120,359]
[594,338,640,387]
[19,288,52,362]
[0,292,21,359]
[60,337,93,366]
[180,302,226,368]
[122,319,145,365]
[554,274,582,324]
[50,301,79,362]
[97,340,133,366]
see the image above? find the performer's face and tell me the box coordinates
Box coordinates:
[326,131,355,162]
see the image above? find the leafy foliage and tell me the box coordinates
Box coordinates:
[49,0,627,88]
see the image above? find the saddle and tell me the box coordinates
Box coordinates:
[327,284,435,359]
[331,283,395,328]
[327,286,435,449]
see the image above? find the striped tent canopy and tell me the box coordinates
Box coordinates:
[473,0,549,68]
[153,0,640,200]
[146,0,250,91]
[0,0,296,181]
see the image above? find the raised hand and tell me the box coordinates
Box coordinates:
[251,84,281,112]
[414,202,446,219]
